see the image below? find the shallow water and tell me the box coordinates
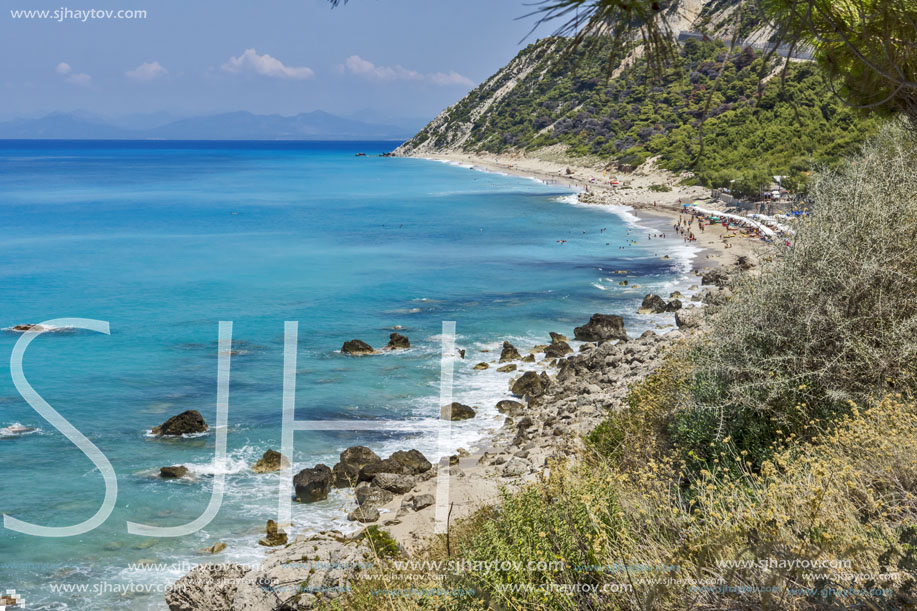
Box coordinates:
[0,140,695,608]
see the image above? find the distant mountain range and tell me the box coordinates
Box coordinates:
[0,110,422,140]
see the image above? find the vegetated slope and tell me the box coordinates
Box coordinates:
[398,35,880,192]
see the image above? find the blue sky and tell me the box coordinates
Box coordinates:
[0,0,556,122]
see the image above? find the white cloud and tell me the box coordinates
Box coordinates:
[342,55,422,81]
[429,71,475,87]
[221,49,314,80]
[66,73,92,87]
[341,55,473,87]
[126,61,168,82]
[56,61,90,86]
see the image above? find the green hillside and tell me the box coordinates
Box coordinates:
[403,36,880,193]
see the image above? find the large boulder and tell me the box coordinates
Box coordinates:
[544,341,573,358]
[389,449,432,474]
[257,520,287,547]
[496,400,525,416]
[372,472,415,494]
[332,446,381,488]
[549,332,568,343]
[355,482,394,507]
[412,494,435,511]
[293,464,332,502]
[358,458,411,481]
[442,402,476,421]
[511,371,545,398]
[665,299,683,312]
[499,341,521,362]
[675,309,703,329]
[502,458,530,477]
[574,314,628,342]
[341,339,376,355]
[347,506,380,523]
[251,449,288,474]
[152,410,208,436]
[386,333,410,350]
[637,294,668,314]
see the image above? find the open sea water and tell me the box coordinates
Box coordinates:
[0,140,697,608]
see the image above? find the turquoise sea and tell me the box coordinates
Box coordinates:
[0,140,696,609]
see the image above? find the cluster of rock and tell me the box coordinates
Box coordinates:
[637,293,683,314]
[289,445,435,525]
[341,333,410,355]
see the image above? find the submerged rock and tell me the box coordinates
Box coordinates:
[341,339,376,355]
[251,449,288,474]
[574,314,629,342]
[5,323,51,333]
[200,542,227,554]
[443,402,476,421]
[499,341,521,362]
[160,466,189,479]
[386,333,410,350]
[293,464,332,502]
[152,410,208,436]
[497,363,517,373]
[473,362,489,370]
[332,446,381,488]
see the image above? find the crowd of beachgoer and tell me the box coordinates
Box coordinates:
[674,208,699,244]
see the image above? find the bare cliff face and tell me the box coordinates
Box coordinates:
[394,38,564,156]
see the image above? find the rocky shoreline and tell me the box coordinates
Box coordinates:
[165,262,740,610]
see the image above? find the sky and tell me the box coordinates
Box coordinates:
[0,0,557,123]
